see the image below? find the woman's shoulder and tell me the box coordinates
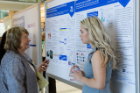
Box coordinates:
[1,50,22,65]
[91,50,102,60]
[5,50,21,58]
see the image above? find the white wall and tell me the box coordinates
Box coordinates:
[4,17,12,31]
[0,23,6,37]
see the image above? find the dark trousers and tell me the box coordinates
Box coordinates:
[42,57,56,93]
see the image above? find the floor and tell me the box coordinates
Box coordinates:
[56,80,82,93]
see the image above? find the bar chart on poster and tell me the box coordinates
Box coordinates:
[45,0,139,93]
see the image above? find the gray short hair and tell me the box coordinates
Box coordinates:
[4,26,29,53]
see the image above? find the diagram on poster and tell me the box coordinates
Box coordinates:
[13,16,25,28]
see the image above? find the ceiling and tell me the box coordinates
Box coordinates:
[0,1,36,11]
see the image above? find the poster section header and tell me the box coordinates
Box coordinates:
[46,1,75,18]
[76,0,130,12]
[46,0,130,18]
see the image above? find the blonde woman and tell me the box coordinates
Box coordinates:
[70,16,117,93]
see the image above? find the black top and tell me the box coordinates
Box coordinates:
[0,31,7,64]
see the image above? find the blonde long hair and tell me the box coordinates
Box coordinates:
[80,16,117,69]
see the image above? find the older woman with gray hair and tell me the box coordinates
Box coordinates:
[0,26,49,93]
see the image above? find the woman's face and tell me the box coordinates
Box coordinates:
[79,25,90,44]
[20,32,31,51]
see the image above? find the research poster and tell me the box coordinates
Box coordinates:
[46,0,135,86]
[46,1,76,67]
[12,5,40,66]
[75,0,135,85]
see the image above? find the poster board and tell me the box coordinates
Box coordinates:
[45,0,139,93]
[12,4,42,67]
[45,0,83,89]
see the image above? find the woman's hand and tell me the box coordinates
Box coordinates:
[70,65,80,73]
[69,69,84,82]
[70,65,75,74]
[38,59,50,73]
[69,65,84,82]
